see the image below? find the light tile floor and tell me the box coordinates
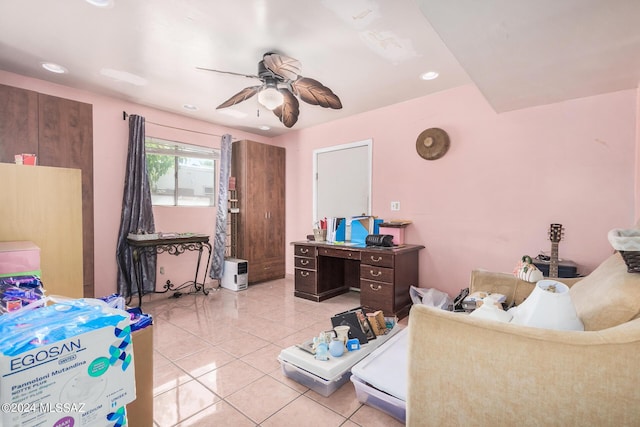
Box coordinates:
[142,276,407,427]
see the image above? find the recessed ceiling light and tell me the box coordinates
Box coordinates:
[41,62,68,74]
[258,125,271,131]
[182,104,198,111]
[85,0,114,8]
[420,71,439,80]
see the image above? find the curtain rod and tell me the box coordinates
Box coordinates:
[122,111,235,140]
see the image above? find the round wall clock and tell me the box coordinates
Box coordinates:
[416,127,450,160]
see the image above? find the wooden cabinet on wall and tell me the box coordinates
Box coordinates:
[0,84,94,297]
[232,140,285,284]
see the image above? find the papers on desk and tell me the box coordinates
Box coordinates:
[127,232,202,240]
[127,233,159,241]
[326,217,345,243]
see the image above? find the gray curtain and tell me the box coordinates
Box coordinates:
[210,134,233,279]
[116,114,156,296]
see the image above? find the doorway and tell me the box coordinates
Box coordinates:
[313,139,372,222]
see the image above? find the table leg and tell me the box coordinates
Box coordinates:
[130,247,143,307]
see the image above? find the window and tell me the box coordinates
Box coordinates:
[145,137,219,207]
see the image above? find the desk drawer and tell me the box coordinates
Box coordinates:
[295,268,317,294]
[295,245,316,257]
[295,256,316,270]
[360,279,394,314]
[361,251,394,268]
[360,265,393,283]
[318,247,361,260]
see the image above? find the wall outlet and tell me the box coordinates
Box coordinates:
[391,201,401,211]
[159,266,165,275]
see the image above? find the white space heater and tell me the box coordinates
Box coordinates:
[221,258,249,291]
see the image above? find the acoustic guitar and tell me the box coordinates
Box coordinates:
[548,223,564,278]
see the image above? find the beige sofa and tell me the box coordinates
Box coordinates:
[407,252,640,426]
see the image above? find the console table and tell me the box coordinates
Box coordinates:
[292,242,425,318]
[127,234,212,306]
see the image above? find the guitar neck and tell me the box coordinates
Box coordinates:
[549,241,559,278]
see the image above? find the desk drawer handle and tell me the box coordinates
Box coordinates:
[300,248,309,254]
[369,283,382,291]
[370,256,382,262]
[369,270,382,277]
[300,271,310,277]
[300,259,309,266]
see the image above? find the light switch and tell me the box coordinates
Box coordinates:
[391,201,400,211]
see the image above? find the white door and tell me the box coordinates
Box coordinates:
[314,139,372,222]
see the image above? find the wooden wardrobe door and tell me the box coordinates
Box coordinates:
[263,144,285,268]
[37,93,94,297]
[0,84,39,163]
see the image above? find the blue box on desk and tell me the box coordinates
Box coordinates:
[350,221,367,244]
[349,218,383,244]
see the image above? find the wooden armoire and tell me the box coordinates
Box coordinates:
[232,140,285,284]
[0,84,94,297]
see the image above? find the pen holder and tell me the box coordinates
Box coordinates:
[313,229,327,242]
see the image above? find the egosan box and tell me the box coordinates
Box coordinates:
[0,304,136,427]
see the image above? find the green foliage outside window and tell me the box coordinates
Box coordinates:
[146,152,173,192]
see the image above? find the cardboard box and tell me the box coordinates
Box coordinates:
[0,241,41,278]
[126,326,153,427]
[1,312,136,426]
[379,226,405,245]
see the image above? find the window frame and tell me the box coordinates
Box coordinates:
[145,136,220,207]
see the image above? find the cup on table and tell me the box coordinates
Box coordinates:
[313,229,327,242]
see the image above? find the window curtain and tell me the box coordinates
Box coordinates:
[116,114,156,297]
[210,134,232,279]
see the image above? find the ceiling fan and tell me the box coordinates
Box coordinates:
[197,52,342,128]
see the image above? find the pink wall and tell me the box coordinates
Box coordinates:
[0,70,269,298]
[636,86,640,224]
[2,69,637,299]
[276,85,637,296]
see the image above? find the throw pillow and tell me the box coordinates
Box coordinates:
[570,252,640,331]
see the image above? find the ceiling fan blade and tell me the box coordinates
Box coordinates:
[196,67,260,80]
[216,86,261,109]
[291,77,342,109]
[273,90,300,128]
[263,53,301,81]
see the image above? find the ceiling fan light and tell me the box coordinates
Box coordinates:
[258,87,284,110]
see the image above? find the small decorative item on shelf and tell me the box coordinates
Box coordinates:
[608,228,640,273]
[313,335,329,361]
[513,255,544,282]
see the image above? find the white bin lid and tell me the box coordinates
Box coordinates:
[351,327,408,401]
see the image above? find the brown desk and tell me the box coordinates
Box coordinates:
[292,241,425,318]
[127,234,211,307]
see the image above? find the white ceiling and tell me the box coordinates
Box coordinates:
[1,0,638,137]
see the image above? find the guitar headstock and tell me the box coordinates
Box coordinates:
[549,223,564,243]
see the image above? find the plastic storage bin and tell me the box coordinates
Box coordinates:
[351,327,408,422]
[277,327,401,397]
[278,357,351,397]
[351,375,406,422]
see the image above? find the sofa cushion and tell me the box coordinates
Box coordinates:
[570,252,640,330]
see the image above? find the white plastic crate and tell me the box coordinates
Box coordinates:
[351,375,406,423]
